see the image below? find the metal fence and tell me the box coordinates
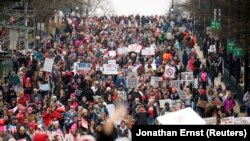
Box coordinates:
[222,68,245,112]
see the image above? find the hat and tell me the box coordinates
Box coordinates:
[71,93,76,97]
[0,126,6,132]
[33,133,49,141]
[200,89,206,95]
[0,119,5,126]
[56,106,66,113]
[71,123,77,129]
[106,87,111,91]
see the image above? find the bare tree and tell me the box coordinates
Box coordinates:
[88,0,116,16]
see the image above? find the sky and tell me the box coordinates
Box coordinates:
[109,0,172,16]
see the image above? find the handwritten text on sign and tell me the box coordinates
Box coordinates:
[128,44,142,53]
[77,63,91,71]
[43,58,54,72]
[117,47,128,55]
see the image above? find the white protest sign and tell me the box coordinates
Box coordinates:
[165,65,175,78]
[39,83,50,91]
[103,64,119,75]
[181,72,193,80]
[142,47,155,56]
[157,107,206,125]
[108,51,116,57]
[77,63,92,71]
[209,45,216,53]
[203,117,217,125]
[43,58,54,72]
[170,80,181,90]
[126,75,139,88]
[234,117,250,125]
[108,60,116,64]
[106,104,115,117]
[220,116,235,125]
[177,90,186,100]
[194,78,198,88]
[150,77,166,88]
[117,47,128,55]
[159,99,172,108]
[128,44,142,53]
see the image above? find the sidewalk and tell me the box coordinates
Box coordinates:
[194,45,245,117]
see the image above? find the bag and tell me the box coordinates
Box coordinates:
[197,97,208,108]
[201,72,207,82]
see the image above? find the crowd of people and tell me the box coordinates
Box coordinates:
[0,14,242,141]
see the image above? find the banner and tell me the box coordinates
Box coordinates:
[43,58,54,73]
[220,116,235,125]
[103,64,119,75]
[234,117,250,125]
[128,44,142,53]
[142,47,155,56]
[117,47,128,55]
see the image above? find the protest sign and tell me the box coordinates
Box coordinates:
[209,45,216,53]
[159,99,172,108]
[103,64,118,75]
[141,47,155,56]
[181,72,193,80]
[234,117,250,125]
[157,107,206,125]
[165,65,175,78]
[106,104,115,117]
[43,58,54,73]
[170,80,181,90]
[150,77,166,88]
[108,51,116,57]
[126,74,138,88]
[77,63,91,71]
[177,90,186,100]
[108,60,116,64]
[128,44,142,53]
[117,47,128,55]
[39,83,50,91]
[220,116,235,125]
[203,117,217,125]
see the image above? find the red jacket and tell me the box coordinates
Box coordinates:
[42,111,62,127]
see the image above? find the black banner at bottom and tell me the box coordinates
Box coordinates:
[132,125,250,140]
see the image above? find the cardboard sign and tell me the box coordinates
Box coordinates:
[234,117,250,125]
[220,116,235,125]
[165,65,176,78]
[157,107,206,125]
[43,58,54,72]
[117,47,128,55]
[203,117,217,125]
[170,80,181,90]
[142,47,155,56]
[103,64,119,75]
[128,44,142,53]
